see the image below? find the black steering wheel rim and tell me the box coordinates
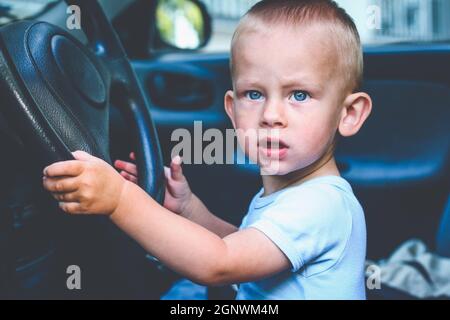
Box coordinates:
[0,0,165,204]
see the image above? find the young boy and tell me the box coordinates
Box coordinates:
[42,0,372,299]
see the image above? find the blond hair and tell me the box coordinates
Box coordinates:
[230,0,363,92]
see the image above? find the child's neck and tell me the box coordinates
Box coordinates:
[261,153,340,197]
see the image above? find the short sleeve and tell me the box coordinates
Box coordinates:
[245,184,353,275]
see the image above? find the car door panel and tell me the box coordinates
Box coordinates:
[338,45,450,258]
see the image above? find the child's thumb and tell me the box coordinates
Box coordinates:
[164,166,171,180]
[72,150,95,161]
[170,156,184,181]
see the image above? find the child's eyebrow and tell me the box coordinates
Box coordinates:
[234,79,262,88]
[279,76,324,92]
[234,77,324,93]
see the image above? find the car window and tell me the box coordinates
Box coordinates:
[200,0,450,52]
[0,0,59,26]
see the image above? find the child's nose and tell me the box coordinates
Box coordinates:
[260,101,287,128]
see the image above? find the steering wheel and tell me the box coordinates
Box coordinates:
[0,0,165,204]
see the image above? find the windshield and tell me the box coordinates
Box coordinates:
[0,0,59,26]
[201,0,450,52]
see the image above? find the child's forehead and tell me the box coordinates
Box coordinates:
[237,20,333,45]
[233,24,339,74]
[234,22,338,63]
[231,21,349,90]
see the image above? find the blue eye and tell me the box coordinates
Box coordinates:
[246,91,263,100]
[292,91,310,102]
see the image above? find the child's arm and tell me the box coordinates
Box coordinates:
[43,151,290,286]
[109,181,289,285]
[182,193,238,239]
[114,153,237,238]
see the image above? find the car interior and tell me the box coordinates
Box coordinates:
[0,0,449,299]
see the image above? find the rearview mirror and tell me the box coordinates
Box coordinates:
[155,0,211,50]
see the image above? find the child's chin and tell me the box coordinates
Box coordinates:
[259,161,291,176]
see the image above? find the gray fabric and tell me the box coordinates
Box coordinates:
[366,239,450,298]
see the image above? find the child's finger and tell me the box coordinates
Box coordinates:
[44,161,84,177]
[58,202,83,214]
[170,156,184,181]
[120,171,138,184]
[114,160,138,176]
[43,176,79,193]
[129,152,136,161]
[52,191,80,203]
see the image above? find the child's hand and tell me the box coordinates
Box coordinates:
[115,153,193,216]
[42,150,127,215]
[163,156,194,216]
[114,152,138,184]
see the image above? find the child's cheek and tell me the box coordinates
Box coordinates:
[298,120,336,161]
[235,129,259,162]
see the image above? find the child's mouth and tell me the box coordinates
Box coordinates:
[258,139,289,159]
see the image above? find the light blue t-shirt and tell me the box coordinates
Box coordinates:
[236,175,367,300]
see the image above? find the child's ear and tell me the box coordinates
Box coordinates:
[338,92,372,137]
[224,90,237,128]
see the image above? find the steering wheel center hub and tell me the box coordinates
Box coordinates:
[25,23,107,107]
[51,35,106,105]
